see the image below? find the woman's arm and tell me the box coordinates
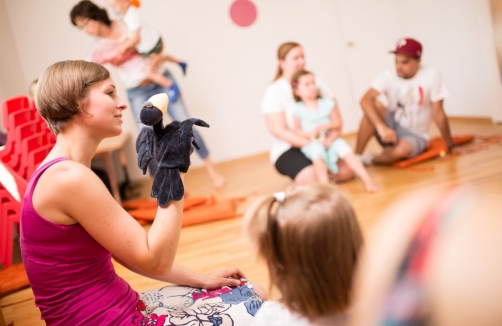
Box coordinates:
[114,257,244,289]
[323,102,343,147]
[265,112,311,148]
[37,162,184,277]
[118,30,140,54]
[318,100,342,134]
[292,115,316,138]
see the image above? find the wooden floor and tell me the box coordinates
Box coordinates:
[2,118,502,325]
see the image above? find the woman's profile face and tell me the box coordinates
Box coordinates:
[80,77,127,137]
[280,46,305,76]
[74,16,100,36]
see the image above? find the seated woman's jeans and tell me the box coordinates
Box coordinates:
[127,70,209,175]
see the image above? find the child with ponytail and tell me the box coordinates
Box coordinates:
[245,183,364,326]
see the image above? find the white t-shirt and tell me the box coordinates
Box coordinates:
[261,77,334,163]
[122,6,161,54]
[85,21,162,89]
[251,301,347,326]
[371,66,448,140]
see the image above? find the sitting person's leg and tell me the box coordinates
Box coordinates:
[372,130,428,164]
[274,148,315,185]
[302,141,329,184]
[330,138,377,192]
[355,98,387,155]
[372,139,413,164]
[329,159,355,183]
[134,279,265,325]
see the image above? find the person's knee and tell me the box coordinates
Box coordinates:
[337,162,355,181]
[294,165,316,185]
[251,282,268,301]
[330,159,354,183]
[393,141,413,159]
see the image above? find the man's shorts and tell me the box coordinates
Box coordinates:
[374,110,428,158]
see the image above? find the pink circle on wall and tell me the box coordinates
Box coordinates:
[230,0,257,27]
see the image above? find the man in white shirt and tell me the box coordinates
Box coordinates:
[355,38,456,164]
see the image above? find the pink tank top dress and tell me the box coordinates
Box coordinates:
[20,157,139,325]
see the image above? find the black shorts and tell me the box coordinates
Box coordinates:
[274,148,312,180]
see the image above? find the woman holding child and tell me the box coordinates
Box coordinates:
[70,0,225,189]
[262,42,354,185]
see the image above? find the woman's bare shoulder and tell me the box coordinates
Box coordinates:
[38,160,102,192]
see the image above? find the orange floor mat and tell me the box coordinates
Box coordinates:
[390,134,475,168]
[0,263,29,297]
[123,196,245,227]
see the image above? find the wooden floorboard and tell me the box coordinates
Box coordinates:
[2,119,501,325]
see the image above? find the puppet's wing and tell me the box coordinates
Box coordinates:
[136,127,154,175]
[178,118,210,173]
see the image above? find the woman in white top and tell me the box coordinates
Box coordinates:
[262,42,354,185]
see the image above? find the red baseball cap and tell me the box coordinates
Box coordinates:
[390,38,422,58]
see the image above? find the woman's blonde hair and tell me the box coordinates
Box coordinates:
[244,183,363,319]
[36,60,110,134]
[274,42,301,81]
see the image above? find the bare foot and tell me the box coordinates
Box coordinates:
[203,157,226,189]
[210,172,226,189]
[365,182,378,193]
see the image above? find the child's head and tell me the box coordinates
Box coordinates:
[106,0,131,16]
[292,70,318,102]
[244,183,363,319]
[36,60,110,134]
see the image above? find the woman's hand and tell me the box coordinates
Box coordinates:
[197,268,245,289]
[315,125,328,134]
[324,130,340,149]
[308,129,319,138]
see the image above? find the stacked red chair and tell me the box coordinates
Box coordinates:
[0,96,54,268]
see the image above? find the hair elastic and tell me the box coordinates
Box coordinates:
[273,192,286,204]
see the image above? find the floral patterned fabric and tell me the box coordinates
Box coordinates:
[131,280,263,326]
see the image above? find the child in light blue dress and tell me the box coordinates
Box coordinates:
[291,70,377,192]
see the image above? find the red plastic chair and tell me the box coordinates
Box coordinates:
[26,144,53,178]
[0,201,20,268]
[1,96,29,131]
[19,132,50,178]
[0,188,12,265]
[7,108,37,133]
[0,161,27,268]
[6,120,43,170]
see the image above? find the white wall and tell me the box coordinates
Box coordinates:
[336,0,502,120]
[3,0,355,177]
[2,0,502,180]
[0,0,27,131]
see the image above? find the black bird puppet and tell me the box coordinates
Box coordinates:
[135,93,209,207]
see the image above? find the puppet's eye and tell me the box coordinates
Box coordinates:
[146,101,153,108]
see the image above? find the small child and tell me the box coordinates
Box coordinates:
[245,183,364,326]
[107,0,187,102]
[291,70,377,192]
